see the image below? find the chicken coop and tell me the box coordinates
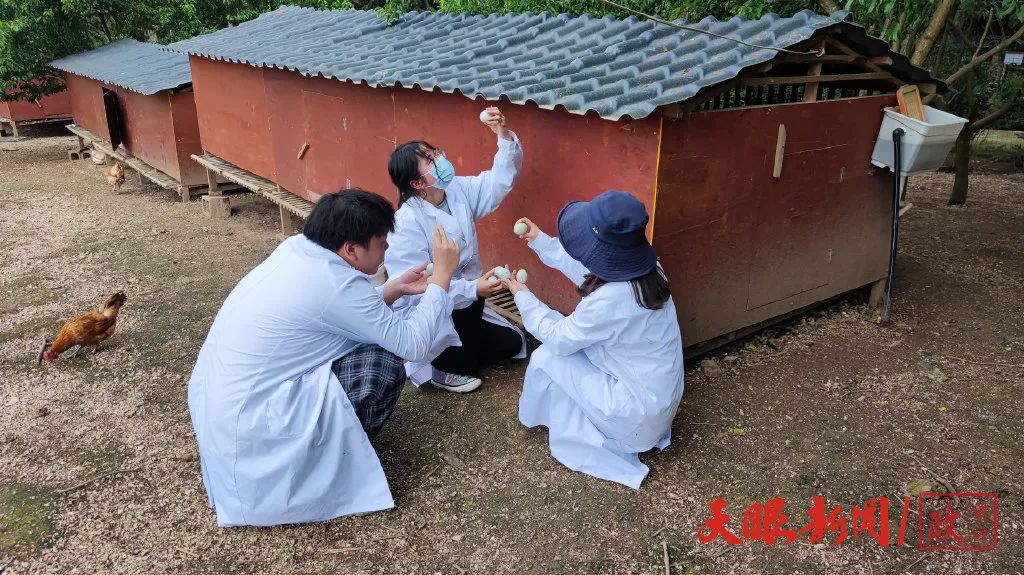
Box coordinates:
[168,7,941,352]
[0,84,72,138]
[50,39,208,201]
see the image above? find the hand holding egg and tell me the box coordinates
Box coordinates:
[501,269,530,295]
[513,217,540,242]
[479,107,510,140]
[476,265,507,298]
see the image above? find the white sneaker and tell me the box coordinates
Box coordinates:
[430,371,482,393]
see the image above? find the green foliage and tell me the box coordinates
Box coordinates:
[0,0,90,100]
[0,0,355,101]
[436,0,818,21]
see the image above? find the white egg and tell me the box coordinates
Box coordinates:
[495,266,511,279]
[426,263,433,276]
[479,110,493,123]
[513,222,529,235]
[488,275,498,283]
[516,269,528,283]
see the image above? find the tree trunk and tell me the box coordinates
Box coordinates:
[817,0,840,14]
[892,11,909,52]
[911,0,955,65]
[948,127,973,205]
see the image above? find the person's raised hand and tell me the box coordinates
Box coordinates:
[514,217,540,243]
[430,227,460,290]
[482,107,511,140]
[501,271,530,295]
[393,262,429,296]
[476,266,506,298]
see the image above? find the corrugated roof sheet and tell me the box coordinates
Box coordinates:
[50,39,191,95]
[168,7,937,120]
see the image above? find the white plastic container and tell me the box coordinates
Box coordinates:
[871,105,967,173]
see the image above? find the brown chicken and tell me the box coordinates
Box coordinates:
[106,163,126,193]
[39,292,127,363]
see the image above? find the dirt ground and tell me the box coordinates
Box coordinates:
[1,127,1022,574]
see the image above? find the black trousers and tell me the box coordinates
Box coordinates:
[431,298,522,376]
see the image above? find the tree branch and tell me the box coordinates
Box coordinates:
[972,97,1021,132]
[911,0,956,66]
[973,7,994,58]
[947,23,1024,86]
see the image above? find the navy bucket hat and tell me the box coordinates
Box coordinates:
[556,190,657,282]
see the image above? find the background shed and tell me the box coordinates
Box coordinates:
[50,39,206,200]
[169,7,941,351]
[0,86,72,137]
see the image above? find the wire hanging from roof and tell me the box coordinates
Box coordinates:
[595,0,825,57]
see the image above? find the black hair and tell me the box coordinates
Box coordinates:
[302,188,395,252]
[578,264,671,310]
[388,140,438,205]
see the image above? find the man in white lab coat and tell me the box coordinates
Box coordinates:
[187,189,461,527]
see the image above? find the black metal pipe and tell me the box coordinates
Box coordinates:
[882,128,905,323]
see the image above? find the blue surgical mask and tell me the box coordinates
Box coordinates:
[429,154,456,190]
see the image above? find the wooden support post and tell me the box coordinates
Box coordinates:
[804,42,825,103]
[206,167,221,197]
[279,204,301,235]
[177,186,191,202]
[203,167,230,218]
[276,185,303,234]
[9,120,18,138]
[868,278,888,309]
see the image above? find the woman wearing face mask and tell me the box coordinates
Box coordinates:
[385,107,525,393]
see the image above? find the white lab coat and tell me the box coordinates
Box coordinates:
[385,132,527,385]
[188,234,453,527]
[514,232,685,489]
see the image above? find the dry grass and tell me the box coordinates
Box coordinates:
[1,128,1022,574]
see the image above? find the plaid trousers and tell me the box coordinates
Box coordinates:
[331,345,406,439]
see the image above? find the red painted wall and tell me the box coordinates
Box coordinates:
[119,89,182,182]
[189,56,276,180]
[0,88,71,122]
[654,95,896,345]
[65,74,109,141]
[190,56,662,313]
[64,72,204,186]
[169,91,206,186]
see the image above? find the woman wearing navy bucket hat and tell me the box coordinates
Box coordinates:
[502,190,685,489]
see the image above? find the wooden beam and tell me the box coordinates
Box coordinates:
[824,37,893,76]
[661,103,684,119]
[779,54,858,64]
[804,42,825,102]
[773,124,786,179]
[741,72,895,87]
